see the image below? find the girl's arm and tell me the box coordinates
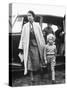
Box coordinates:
[55,45,57,56]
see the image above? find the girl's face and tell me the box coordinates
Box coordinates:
[48,38,53,45]
[27,12,34,23]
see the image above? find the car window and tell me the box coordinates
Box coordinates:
[9,16,24,33]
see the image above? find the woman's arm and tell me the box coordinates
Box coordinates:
[18,25,26,63]
[38,24,45,46]
[44,45,47,64]
[18,25,25,50]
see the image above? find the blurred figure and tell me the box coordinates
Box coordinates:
[55,26,62,55]
[43,23,54,43]
[55,25,65,55]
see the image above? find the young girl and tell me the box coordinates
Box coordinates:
[44,33,57,84]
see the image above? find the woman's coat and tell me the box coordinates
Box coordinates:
[18,21,46,72]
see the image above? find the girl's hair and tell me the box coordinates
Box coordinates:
[47,33,56,42]
[28,10,35,18]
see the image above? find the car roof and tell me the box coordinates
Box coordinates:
[18,14,65,27]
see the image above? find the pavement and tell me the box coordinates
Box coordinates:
[12,65,65,87]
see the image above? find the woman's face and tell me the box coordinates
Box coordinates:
[27,12,34,22]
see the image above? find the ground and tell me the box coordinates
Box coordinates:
[11,65,65,87]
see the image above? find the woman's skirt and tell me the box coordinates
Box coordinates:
[27,45,41,71]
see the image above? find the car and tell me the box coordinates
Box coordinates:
[9,14,65,72]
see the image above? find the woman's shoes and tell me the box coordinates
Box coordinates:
[31,78,35,85]
[52,80,56,84]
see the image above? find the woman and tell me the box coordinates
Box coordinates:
[18,11,46,81]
